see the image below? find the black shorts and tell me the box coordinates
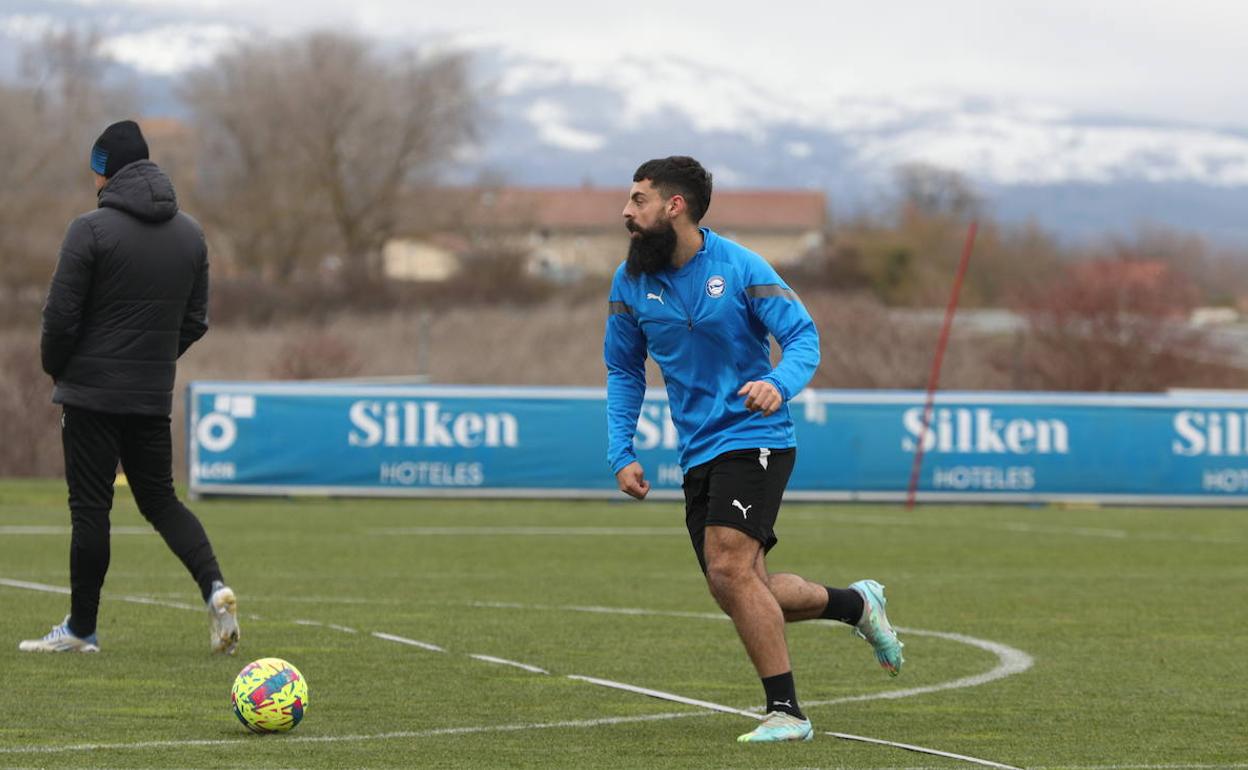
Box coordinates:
[683,447,796,573]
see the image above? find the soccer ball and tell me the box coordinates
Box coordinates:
[231,657,308,733]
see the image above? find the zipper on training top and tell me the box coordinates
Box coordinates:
[655,275,694,330]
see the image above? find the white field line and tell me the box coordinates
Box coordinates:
[0,577,264,619]
[570,674,1022,770]
[426,765,1248,770]
[272,596,403,605]
[10,517,1230,545]
[470,600,734,621]
[0,577,70,595]
[1,577,196,611]
[802,627,1033,709]
[785,511,1242,546]
[0,711,708,755]
[469,654,550,674]
[822,731,1021,770]
[722,766,956,770]
[368,526,685,536]
[4,580,1032,709]
[569,675,759,718]
[1037,766,1248,770]
[2,578,1035,766]
[370,631,445,652]
[294,619,358,634]
[385,518,1247,545]
[0,525,153,536]
[468,601,1034,710]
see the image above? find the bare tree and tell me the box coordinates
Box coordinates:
[182,32,476,287]
[0,29,133,292]
[895,162,982,220]
[1011,259,1236,390]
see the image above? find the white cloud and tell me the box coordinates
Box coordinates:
[15,0,1248,127]
[850,113,1248,186]
[525,100,605,152]
[98,23,244,75]
[1,13,62,39]
[786,142,813,159]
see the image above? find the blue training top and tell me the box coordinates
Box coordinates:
[604,228,820,474]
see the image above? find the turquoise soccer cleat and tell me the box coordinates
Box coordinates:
[737,711,814,743]
[850,579,904,676]
[18,616,99,653]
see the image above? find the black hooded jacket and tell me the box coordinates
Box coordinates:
[41,160,208,416]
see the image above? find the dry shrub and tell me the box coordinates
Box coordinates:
[1010,259,1238,390]
[267,331,363,380]
[803,292,1010,390]
[187,292,1017,393]
[0,333,64,476]
[439,245,557,306]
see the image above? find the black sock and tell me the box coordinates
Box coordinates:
[761,672,804,719]
[66,616,94,639]
[821,586,865,625]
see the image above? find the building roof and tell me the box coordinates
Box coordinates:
[399,186,827,234]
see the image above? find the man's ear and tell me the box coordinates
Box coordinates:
[667,194,686,219]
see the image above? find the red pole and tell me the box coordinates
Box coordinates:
[906,221,978,509]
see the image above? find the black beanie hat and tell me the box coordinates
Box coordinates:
[90,120,149,178]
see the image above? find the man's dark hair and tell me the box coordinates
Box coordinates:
[633,156,713,222]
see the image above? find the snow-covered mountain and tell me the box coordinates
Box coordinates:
[5,1,1248,244]
[468,46,1248,243]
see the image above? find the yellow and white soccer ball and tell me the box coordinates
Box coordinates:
[231,657,308,733]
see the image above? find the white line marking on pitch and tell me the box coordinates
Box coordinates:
[469,654,550,674]
[785,511,1242,546]
[802,627,1033,709]
[569,675,754,717]
[570,675,1021,770]
[1,578,1033,768]
[1037,766,1248,770]
[469,601,1034,710]
[274,595,403,605]
[726,764,1248,770]
[0,577,70,595]
[470,600,735,620]
[371,631,445,652]
[368,526,685,536]
[0,577,264,619]
[4,578,1032,708]
[0,525,153,536]
[1,577,196,611]
[0,712,707,755]
[295,619,358,634]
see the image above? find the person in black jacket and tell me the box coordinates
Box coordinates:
[20,120,240,655]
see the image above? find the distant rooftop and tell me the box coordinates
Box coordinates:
[398,186,827,233]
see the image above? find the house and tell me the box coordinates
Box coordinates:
[384,185,827,281]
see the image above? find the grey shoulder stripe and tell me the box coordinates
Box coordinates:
[608,301,634,315]
[746,284,797,300]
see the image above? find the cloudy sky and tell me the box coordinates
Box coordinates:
[98,0,1246,128]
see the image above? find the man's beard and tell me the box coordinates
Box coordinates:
[625,219,678,277]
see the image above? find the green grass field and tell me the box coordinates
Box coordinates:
[1,478,1245,769]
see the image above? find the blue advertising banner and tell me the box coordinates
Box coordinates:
[188,383,1248,504]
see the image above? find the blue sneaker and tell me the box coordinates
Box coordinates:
[18,616,99,653]
[737,711,814,743]
[850,579,904,676]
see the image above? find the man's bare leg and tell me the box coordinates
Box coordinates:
[703,525,790,676]
[748,548,865,624]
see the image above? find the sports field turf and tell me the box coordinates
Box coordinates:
[1,478,1244,769]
